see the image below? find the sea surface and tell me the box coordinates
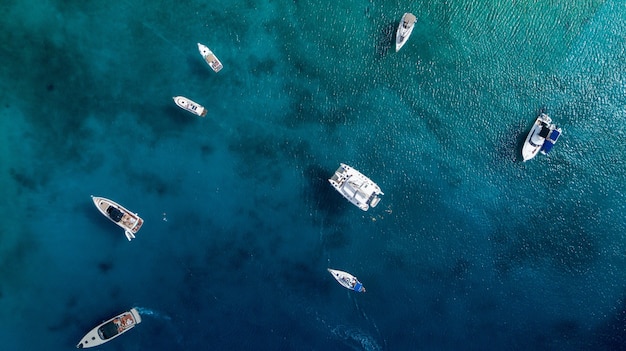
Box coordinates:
[1,0,625,350]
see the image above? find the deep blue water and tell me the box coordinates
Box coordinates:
[1,0,626,350]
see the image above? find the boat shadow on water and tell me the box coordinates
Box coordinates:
[374,22,397,58]
[510,122,531,163]
[164,104,199,126]
[82,205,122,240]
[187,56,212,78]
[303,164,350,221]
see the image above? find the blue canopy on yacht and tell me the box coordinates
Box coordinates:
[106,206,124,222]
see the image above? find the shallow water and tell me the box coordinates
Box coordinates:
[1,0,625,350]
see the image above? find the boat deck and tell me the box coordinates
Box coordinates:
[204,54,223,72]
[403,13,417,26]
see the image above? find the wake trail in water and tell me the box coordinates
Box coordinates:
[134,307,184,346]
[352,296,387,350]
[120,0,186,55]
[134,307,172,321]
[318,215,333,264]
[329,324,383,351]
[138,21,186,56]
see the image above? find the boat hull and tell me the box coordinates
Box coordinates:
[92,196,143,240]
[521,113,555,162]
[396,13,417,52]
[173,96,207,117]
[77,308,142,348]
[197,43,223,72]
[328,268,366,292]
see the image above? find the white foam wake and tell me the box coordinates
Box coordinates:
[330,325,383,351]
[134,307,172,321]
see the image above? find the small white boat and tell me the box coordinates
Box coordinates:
[173,96,207,117]
[77,308,142,348]
[396,13,417,52]
[92,196,143,241]
[328,163,383,211]
[521,113,562,162]
[328,268,366,293]
[197,43,223,72]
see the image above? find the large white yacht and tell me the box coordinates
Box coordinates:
[92,196,143,241]
[173,96,207,117]
[197,43,223,72]
[396,12,417,52]
[77,308,142,348]
[328,163,383,211]
[521,113,562,161]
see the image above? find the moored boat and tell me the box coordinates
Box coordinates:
[92,196,143,241]
[197,43,223,72]
[173,96,207,117]
[327,268,366,292]
[396,12,417,52]
[521,113,562,161]
[77,308,142,348]
[328,163,383,211]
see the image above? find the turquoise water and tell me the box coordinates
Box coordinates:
[1,0,625,349]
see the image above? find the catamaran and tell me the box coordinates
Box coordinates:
[328,163,383,211]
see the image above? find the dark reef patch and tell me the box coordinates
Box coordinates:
[200,143,214,157]
[490,209,599,275]
[451,258,472,280]
[9,168,39,192]
[98,262,113,273]
[230,246,256,271]
[226,124,310,184]
[278,258,320,294]
[593,295,626,350]
[249,55,277,77]
[382,250,407,270]
[1,25,105,189]
[128,170,171,197]
[321,229,351,250]
[282,83,325,127]
[0,227,39,291]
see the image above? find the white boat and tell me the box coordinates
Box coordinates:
[396,13,417,52]
[92,196,143,241]
[328,163,383,211]
[77,308,142,348]
[327,268,366,293]
[521,113,562,162]
[197,43,223,72]
[173,96,207,117]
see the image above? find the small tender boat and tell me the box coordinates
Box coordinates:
[197,43,223,72]
[92,196,143,241]
[328,268,366,293]
[396,12,417,52]
[521,113,562,162]
[328,163,383,211]
[77,308,142,348]
[173,96,207,117]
